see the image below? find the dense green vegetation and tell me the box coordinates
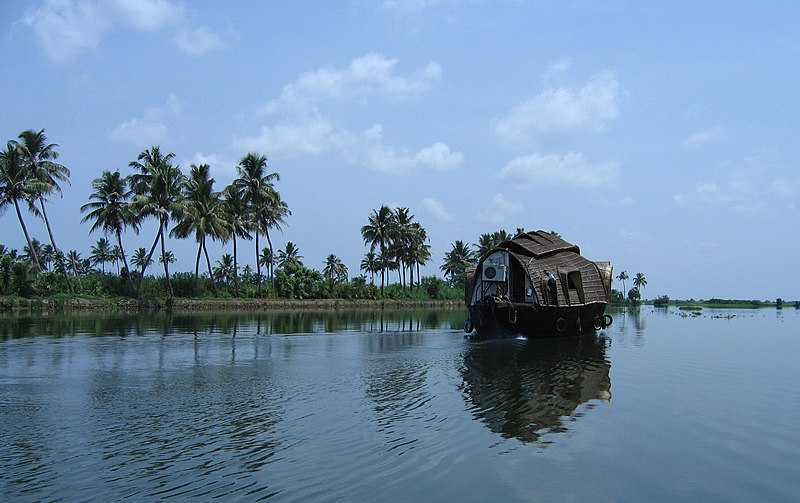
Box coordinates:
[0,128,532,304]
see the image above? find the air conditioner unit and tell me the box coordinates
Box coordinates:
[482,264,507,282]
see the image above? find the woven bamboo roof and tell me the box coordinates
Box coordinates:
[470,231,610,306]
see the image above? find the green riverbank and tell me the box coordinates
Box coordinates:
[0,295,463,313]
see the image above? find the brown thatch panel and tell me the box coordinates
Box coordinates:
[502,231,581,258]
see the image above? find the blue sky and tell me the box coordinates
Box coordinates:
[2,0,799,300]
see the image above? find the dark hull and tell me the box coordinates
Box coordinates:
[467,302,611,338]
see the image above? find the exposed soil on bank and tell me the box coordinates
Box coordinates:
[1,296,463,313]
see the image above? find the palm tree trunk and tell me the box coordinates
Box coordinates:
[136,222,163,296]
[195,242,203,278]
[202,238,218,296]
[255,230,262,298]
[264,225,275,294]
[13,199,42,270]
[159,220,173,297]
[38,198,72,291]
[232,235,239,297]
[115,228,134,293]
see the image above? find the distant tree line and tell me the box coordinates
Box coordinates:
[1,128,543,302]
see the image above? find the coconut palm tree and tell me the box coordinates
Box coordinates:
[40,244,54,271]
[90,237,114,273]
[360,205,397,293]
[476,230,511,257]
[392,207,414,288]
[233,152,286,297]
[277,241,303,268]
[12,129,70,284]
[221,184,252,296]
[21,238,45,271]
[128,146,185,296]
[408,224,431,289]
[80,170,138,289]
[616,271,629,297]
[323,254,348,284]
[258,247,274,287]
[110,245,122,274]
[171,163,228,295]
[158,250,176,265]
[360,251,379,285]
[213,253,236,286]
[633,272,647,292]
[441,240,476,287]
[261,194,290,286]
[131,247,153,271]
[0,142,42,270]
[66,250,84,289]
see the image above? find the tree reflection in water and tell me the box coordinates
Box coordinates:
[459,334,611,443]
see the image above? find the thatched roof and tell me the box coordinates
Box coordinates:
[471,231,610,306]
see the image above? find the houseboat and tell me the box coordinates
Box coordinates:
[465,231,613,337]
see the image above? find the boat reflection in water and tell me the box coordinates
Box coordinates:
[459,334,611,443]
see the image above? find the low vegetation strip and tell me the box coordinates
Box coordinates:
[0,296,462,313]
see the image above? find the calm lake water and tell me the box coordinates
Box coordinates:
[1,307,799,502]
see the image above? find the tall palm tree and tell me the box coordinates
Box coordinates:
[277,241,303,268]
[22,238,45,271]
[633,272,647,292]
[616,271,629,296]
[66,250,84,289]
[233,152,286,297]
[171,163,228,295]
[213,253,236,285]
[360,205,397,294]
[40,244,55,271]
[408,223,431,289]
[360,251,379,285]
[159,250,176,265]
[258,247,274,285]
[323,254,348,284]
[12,129,70,283]
[221,184,252,296]
[80,170,137,288]
[261,195,290,285]
[128,146,185,296]
[90,237,113,273]
[476,230,511,257]
[131,247,153,271]
[0,142,42,270]
[392,207,416,289]
[441,240,476,287]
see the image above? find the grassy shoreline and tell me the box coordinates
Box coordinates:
[0,295,463,313]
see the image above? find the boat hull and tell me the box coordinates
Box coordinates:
[467,302,611,338]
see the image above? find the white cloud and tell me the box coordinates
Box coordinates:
[108,94,181,146]
[477,193,523,226]
[543,57,572,79]
[674,180,764,214]
[184,152,238,182]
[24,0,221,63]
[495,70,622,147]
[499,152,618,187]
[421,197,452,222]
[240,53,453,175]
[365,141,463,174]
[109,118,168,146]
[233,112,357,157]
[173,26,225,56]
[109,0,182,30]
[263,53,441,115]
[683,127,726,149]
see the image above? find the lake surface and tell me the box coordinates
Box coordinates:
[1,307,799,502]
